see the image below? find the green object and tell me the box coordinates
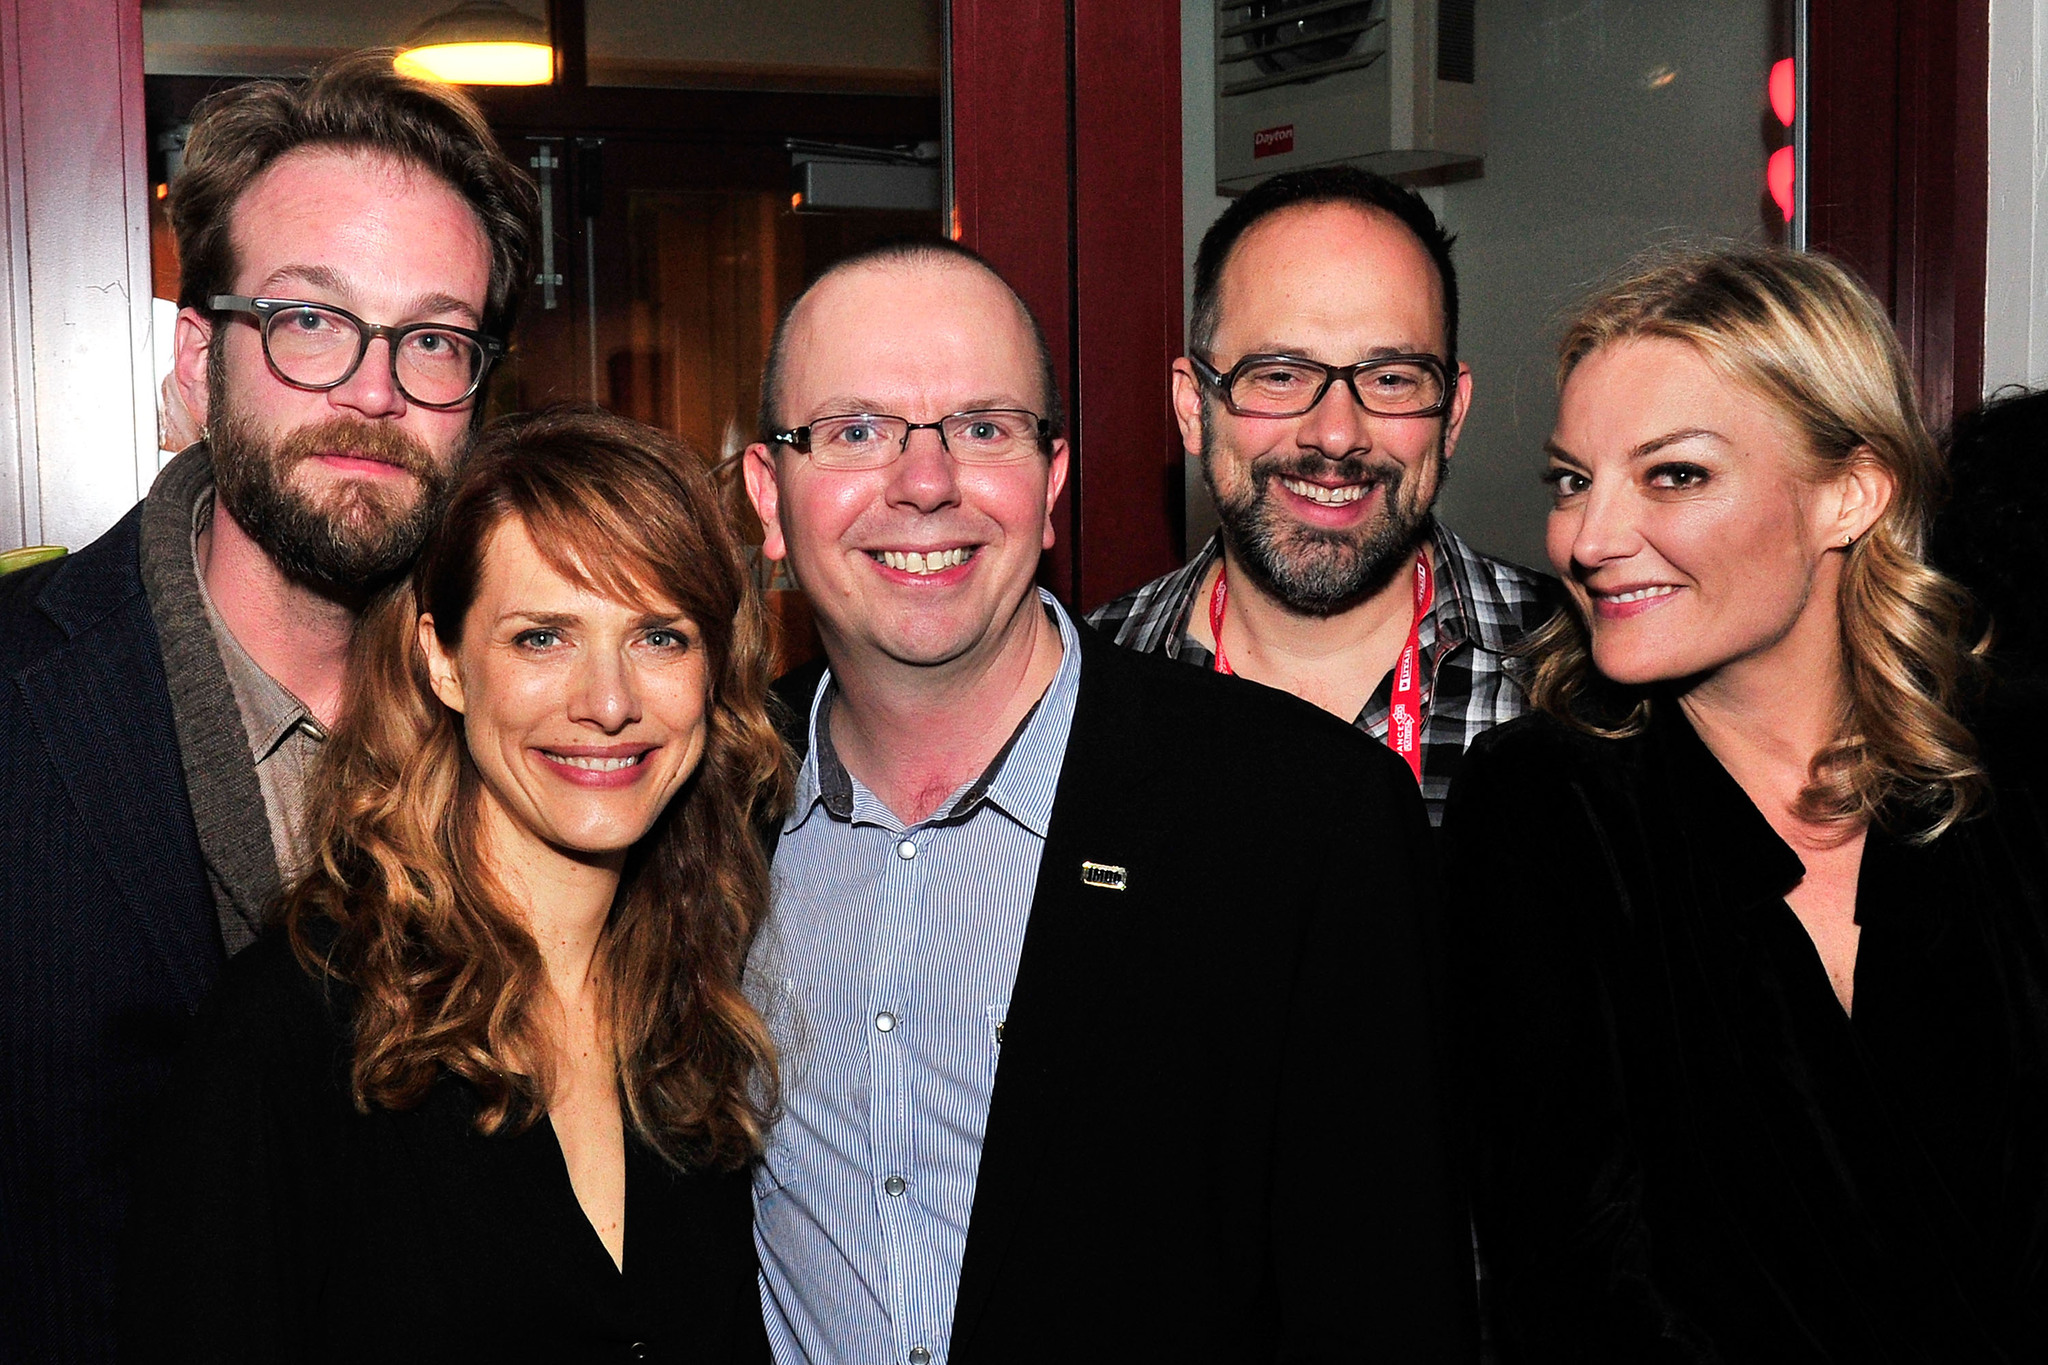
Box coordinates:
[0,545,66,576]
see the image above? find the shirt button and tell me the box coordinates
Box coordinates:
[909,1350,932,1365]
[896,839,917,860]
[884,1174,908,1197]
[875,1011,897,1032]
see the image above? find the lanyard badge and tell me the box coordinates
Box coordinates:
[1208,550,1434,783]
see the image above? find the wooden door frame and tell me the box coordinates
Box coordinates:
[951,0,1184,610]
[1807,0,1989,432]
[0,0,157,553]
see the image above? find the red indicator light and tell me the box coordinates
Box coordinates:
[1768,145,1795,222]
[1770,58,1796,127]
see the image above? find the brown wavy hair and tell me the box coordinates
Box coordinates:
[1530,245,1985,838]
[284,405,791,1169]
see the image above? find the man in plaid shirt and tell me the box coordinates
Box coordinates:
[1088,167,1558,826]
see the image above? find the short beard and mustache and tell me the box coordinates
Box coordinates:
[205,351,460,596]
[1199,398,1444,617]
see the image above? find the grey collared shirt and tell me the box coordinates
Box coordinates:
[185,495,326,881]
[749,592,1083,1365]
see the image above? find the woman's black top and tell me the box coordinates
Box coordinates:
[1445,701,2048,1363]
[118,932,769,1364]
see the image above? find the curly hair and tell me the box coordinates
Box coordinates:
[284,405,791,1170]
[1530,245,1985,839]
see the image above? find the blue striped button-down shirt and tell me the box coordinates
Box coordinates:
[749,593,1082,1365]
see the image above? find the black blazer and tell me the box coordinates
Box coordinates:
[0,507,223,1363]
[1445,702,2048,1362]
[769,622,1477,1362]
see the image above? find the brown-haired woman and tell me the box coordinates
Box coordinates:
[1446,246,2048,1361]
[121,406,790,1361]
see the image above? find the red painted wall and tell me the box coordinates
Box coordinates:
[1807,0,1989,428]
[951,0,1184,609]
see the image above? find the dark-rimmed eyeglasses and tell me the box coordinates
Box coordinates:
[1190,351,1453,419]
[209,295,505,410]
[769,409,1052,470]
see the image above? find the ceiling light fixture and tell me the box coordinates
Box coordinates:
[395,1,553,86]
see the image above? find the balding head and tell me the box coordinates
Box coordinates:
[757,239,1062,444]
[739,240,1071,684]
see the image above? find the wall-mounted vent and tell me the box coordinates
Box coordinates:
[1437,0,1474,83]
[1218,0,1389,98]
[1215,0,1485,193]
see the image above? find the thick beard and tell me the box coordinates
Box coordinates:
[206,364,459,596]
[1200,398,1442,617]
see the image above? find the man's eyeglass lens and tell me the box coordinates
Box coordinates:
[1224,358,1446,417]
[258,303,487,408]
[794,410,1044,468]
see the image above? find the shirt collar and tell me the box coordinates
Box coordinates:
[787,589,1080,839]
[1429,520,1527,657]
[1644,697,1808,907]
[187,491,324,763]
[1158,535,1226,663]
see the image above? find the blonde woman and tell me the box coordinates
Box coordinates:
[122,407,788,1360]
[1447,247,2048,1361]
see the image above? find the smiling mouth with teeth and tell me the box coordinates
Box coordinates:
[872,547,975,574]
[1279,476,1371,506]
[549,753,645,771]
[1599,586,1680,604]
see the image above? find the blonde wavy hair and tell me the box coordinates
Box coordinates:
[1529,245,1985,838]
[284,405,791,1170]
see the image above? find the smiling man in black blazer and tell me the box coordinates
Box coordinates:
[741,237,1475,1363]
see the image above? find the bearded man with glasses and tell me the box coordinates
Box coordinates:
[0,53,534,1362]
[1090,166,1560,827]
[740,238,1474,1363]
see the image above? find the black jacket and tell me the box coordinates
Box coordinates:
[769,622,1478,1362]
[1446,701,2048,1362]
[0,506,224,1363]
[118,933,769,1364]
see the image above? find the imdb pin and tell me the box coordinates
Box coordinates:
[1080,861,1127,891]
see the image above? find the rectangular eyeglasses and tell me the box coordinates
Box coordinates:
[1191,351,1452,419]
[770,409,1052,469]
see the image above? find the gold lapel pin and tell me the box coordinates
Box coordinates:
[1080,861,1128,891]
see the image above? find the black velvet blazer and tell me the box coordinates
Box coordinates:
[1444,701,2048,1363]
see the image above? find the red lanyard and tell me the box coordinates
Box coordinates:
[1207,550,1435,782]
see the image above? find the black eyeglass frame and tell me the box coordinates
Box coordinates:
[1189,350,1457,420]
[209,295,506,410]
[769,408,1055,463]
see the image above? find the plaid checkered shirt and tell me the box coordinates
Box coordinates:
[1086,520,1562,826]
